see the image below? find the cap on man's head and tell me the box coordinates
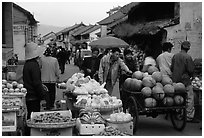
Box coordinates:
[181,41,191,50]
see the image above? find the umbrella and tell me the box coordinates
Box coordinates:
[89,36,129,48]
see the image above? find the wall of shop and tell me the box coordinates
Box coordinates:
[166,2,202,59]
[89,28,100,42]
[2,2,13,48]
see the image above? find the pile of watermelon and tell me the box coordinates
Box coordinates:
[123,66,186,108]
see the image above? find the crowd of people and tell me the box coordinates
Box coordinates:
[22,40,198,135]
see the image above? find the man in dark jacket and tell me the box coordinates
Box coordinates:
[57,47,67,74]
[23,42,45,135]
[171,41,198,123]
[81,48,100,81]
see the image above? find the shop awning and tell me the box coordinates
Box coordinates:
[113,17,179,37]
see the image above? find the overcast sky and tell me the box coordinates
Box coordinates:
[15,1,131,27]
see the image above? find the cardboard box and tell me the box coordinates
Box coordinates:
[107,121,133,135]
[31,110,72,119]
[76,118,105,135]
[2,111,17,132]
[31,127,73,136]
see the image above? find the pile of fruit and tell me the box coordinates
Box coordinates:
[123,66,186,108]
[2,80,27,94]
[31,112,75,124]
[192,76,202,90]
[2,97,23,107]
[58,73,108,95]
[75,94,122,108]
[96,126,129,136]
[79,109,105,124]
[108,112,133,122]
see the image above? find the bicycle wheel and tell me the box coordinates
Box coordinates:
[127,96,139,133]
[170,108,186,131]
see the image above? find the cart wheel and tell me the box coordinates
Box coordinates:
[170,108,186,131]
[127,96,139,134]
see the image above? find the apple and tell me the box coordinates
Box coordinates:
[7,83,13,89]
[17,84,24,89]
[3,88,8,93]
[12,81,18,88]
[14,88,20,93]
[21,88,27,93]
[9,88,14,93]
[2,79,7,85]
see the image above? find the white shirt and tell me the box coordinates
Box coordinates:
[156,51,173,76]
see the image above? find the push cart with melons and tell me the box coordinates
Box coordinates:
[121,66,187,133]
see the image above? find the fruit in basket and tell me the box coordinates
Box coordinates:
[163,97,174,106]
[14,88,20,93]
[9,88,14,93]
[152,86,165,100]
[132,71,143,80]
[144,98,157,107]
[21,88,27,93]
[17,84,24,89]
[142,76,156,88]
[161,75,173,85]
[3,88,8,93]
[147,66,159,75]
[131,79,142,91]
[174,95,184,105]
[6,83,13,89]
[174,83,186,93]
[151,71,162,82]
[2,79,7,85]
[12,81,18,88]
[141,87,152,97]
[163,84,175,97]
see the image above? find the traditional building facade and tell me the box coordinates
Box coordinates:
[2,2,38,60]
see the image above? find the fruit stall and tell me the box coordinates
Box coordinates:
[56,73,134,136]
[2,80,27,136]
[192,58,202,121]
[121,66,188,133]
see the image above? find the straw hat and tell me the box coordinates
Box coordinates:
[25,42,46,60]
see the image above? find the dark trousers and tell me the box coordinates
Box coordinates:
[43,83,56,109]
[25,100,40,136]
[59,61,66,73]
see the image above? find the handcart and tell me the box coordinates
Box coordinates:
[121,86,187,133]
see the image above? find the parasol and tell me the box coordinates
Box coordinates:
[89,36,129,48]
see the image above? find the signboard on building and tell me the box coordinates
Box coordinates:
[13,24,27,35]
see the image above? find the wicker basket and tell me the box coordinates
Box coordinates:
[73,103,122,112]
[26,119,76,129]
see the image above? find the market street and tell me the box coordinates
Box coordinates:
[57,63,202,136]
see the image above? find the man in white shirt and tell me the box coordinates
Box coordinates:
[156,42,174,77]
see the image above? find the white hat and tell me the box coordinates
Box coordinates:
[25,42,46,60]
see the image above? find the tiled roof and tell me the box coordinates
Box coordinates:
[56,23,85,36]
[81,25,100,35]
[72,25,94,36]
[97,2,140,25]
[13,3,39,25]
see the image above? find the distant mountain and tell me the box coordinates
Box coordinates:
[37,24,65,36]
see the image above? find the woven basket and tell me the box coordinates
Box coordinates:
[26,119,76,129]
[73,103,122,112]
[105,118,133,124]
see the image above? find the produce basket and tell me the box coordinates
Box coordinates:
[26,120,76,129]
[73,103,122,112]
[105,118,133,124]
